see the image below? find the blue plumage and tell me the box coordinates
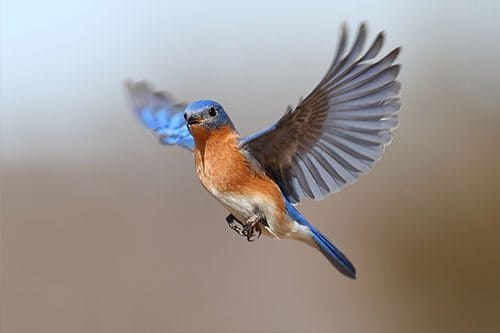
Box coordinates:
[184,100,234,130]
[125,80,194,151]
[285,200,356,278]
[125,23,401,278]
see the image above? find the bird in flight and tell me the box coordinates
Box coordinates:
[125,23,401,279]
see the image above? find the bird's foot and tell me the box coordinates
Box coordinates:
[226,214,245,237]
[242,215,262,242]
[225,214,262,242]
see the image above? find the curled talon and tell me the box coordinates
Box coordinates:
[226,214,245,237]
[127,24,401,279]
[242,218,262,242]
[226,214,263,241]
[229,223,244,236]
[247,224,262,242]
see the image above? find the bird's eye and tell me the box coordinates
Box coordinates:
[208,107,217,117]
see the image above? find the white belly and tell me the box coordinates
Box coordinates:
[208,187,310,241]
[210,189,276,223]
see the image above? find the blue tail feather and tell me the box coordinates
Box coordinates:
[309,224,357,279]
[285,201,356,279]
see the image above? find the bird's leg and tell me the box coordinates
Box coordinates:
[242,215,262,242]
[225,214,245,237]
[226,214,263,242]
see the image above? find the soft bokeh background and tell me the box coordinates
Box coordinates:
[2,1,500,332]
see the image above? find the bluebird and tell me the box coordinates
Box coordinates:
[125,24,401,279]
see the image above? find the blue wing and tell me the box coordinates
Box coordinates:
[240,23,401,203]
[125,80,194,151]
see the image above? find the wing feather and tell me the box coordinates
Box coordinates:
[240,24,401,203]
[125,80,194,151]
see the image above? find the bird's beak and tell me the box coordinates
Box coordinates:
[187,115,202,125]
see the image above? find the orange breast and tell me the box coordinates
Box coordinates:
[190,125,285,214]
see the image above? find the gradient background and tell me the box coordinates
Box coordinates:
[2,1,500,332]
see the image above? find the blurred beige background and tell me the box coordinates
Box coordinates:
[2,1,500,332]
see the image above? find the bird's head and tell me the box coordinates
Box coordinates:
[183,100,233,131]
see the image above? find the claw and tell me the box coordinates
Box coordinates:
[242,216,262,242]
[226,214,245,237]
[225,214,263,242]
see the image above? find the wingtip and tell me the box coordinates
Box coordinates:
[340,22,348,33]
[124,79,152,91]
[359,21,368,33]
[375,30,385,43]
[385,47,402,63]
[123,78,134,91]
[339,22,349,41]
[340,21,368,35]
[392,64,402,77]
[356,22,368,42]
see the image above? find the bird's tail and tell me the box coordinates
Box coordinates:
[285,200,356,279]
[308,224,356,279]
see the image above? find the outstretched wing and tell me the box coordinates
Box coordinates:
[125,80,194,151]
[240,23,401,203]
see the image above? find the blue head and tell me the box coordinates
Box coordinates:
[183,100,233,131]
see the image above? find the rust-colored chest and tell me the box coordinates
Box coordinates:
[191,126,255,193]
[190,124,286,227]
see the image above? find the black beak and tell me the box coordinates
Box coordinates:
[187,115,202,125]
